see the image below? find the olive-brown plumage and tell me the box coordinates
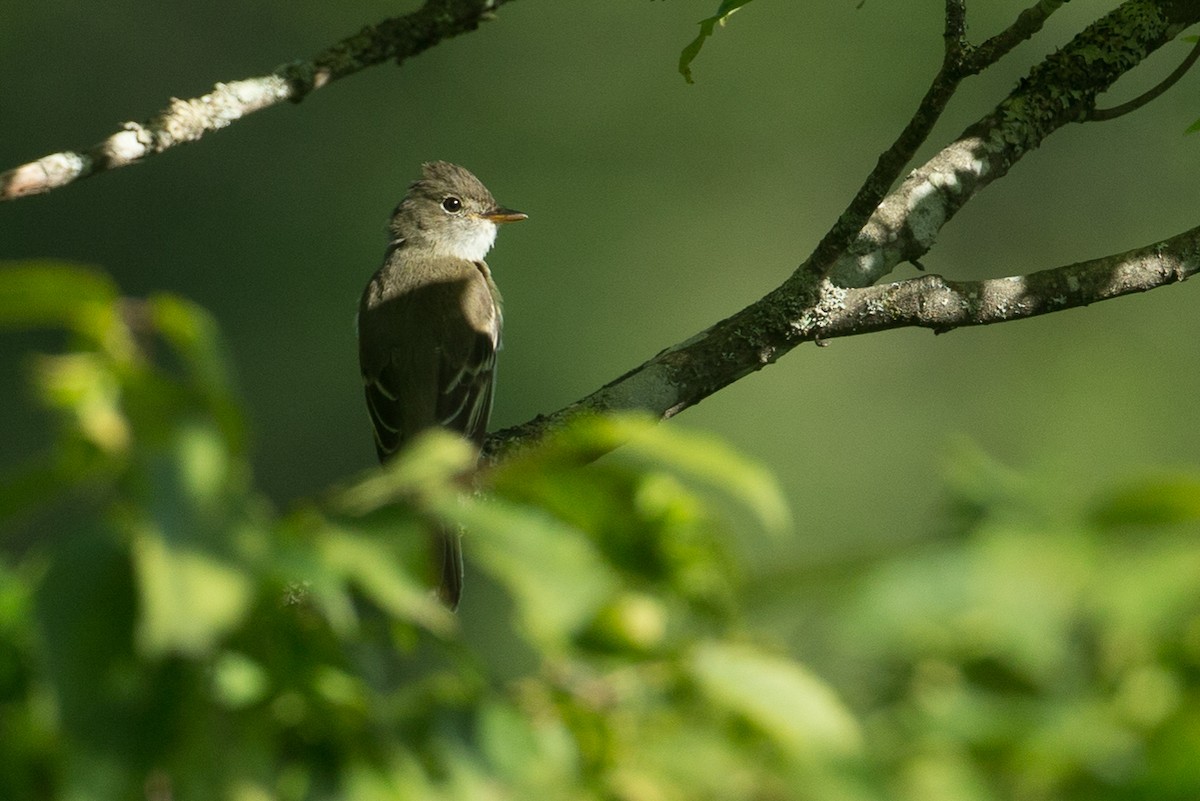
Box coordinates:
[358,161,526,608]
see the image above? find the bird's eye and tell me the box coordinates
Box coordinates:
[441,196,463,213]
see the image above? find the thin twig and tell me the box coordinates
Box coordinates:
[944,0,969,57]
[1089,36,1200,121]
[968,0,1066,72]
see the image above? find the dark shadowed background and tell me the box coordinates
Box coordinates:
[3,0,1200,607]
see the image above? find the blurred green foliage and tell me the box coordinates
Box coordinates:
[3,260,1200,800]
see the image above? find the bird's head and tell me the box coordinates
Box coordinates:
[390,161,526,261]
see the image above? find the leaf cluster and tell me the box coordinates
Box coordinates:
[0,262,839,801]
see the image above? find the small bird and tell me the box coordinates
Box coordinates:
[357,161,526,609]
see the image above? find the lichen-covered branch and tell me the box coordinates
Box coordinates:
[0,0,515,200]
[826,225,1200,337]
[806,0,1065,273]
[485,223,1200,460]
[827,0,1198,288]
[484,0,1200,460]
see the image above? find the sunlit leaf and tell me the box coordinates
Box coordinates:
[0,260,118,337]
[599,415,791,536]
[333,429,477,516]
[586,592,668,652]
[33,353,129,453]
[313,665,368,712]
[170,420,234,510]
[316,525,454,636]
[496,414,789,537]
[477,700,543,783]
[212,651,270,709]
[148,293,247,449]
[131,526,253,656]
[149,293,228,385]
[688,641,861,760]
[448,495,618,645]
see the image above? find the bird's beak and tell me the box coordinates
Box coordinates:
[482,207,528,224]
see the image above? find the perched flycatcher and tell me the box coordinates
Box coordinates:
[357,161,526,609]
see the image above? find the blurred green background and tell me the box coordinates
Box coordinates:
[4,2,1200,796]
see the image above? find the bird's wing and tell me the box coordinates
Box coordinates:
[359,262,499,459]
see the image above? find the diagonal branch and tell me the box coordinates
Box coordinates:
[0,0,515,200]
[485,220,1200,460]
[484,0,1200,461]
[806,0,1065,275]
[967,0,1068,72]
[827,0,1197,289]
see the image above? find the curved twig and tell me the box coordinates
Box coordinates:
[1089,36,1200,121]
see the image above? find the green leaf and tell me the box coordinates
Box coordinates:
[316,524,455,636]
[448,495,618,646]
[1090,474,1200,528]
[0,260,118,337]
[688,641,861,759]
[130,525,253,656]
[545,414,790,536]
[33,352,130,453]
[211,651,270,709]
[33,523,140,744]
[678,0,757,83]
[149,293,236,397]
[476,699,578,791]
[619,417,791,536]
[332,429,477,516]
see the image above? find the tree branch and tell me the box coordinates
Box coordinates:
[484,0,1200,460]
[0,0,515,200]
[828,225,1200,336]
[1089,35,1200,121]
[485,223,1200,460]
[967,0,1067,72]
[6,0,1196,468]
[828,0,1197,288]
[806,0,1066,275]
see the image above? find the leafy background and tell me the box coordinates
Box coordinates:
[3,1,1200,799]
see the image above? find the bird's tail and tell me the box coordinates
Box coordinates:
[433,525,464,610]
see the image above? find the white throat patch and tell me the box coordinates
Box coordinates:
[439,219,498,262]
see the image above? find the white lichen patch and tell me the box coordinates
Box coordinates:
[602,363,680,415]
[40,151,88,179]
[905,180,946,250]
[106,129,146,163]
